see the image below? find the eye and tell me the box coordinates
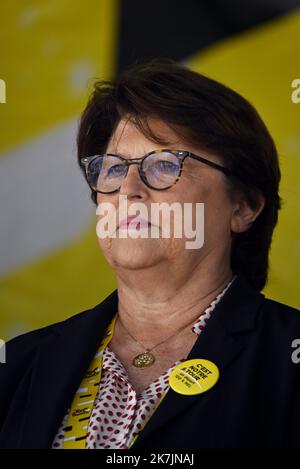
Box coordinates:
[107,164,126,178]
[152,160,179,173]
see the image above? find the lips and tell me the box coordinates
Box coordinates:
[119,216,152,230]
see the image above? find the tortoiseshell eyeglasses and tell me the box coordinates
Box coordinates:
[80,149,240,194]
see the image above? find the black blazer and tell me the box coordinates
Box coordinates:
[1,274,300,449]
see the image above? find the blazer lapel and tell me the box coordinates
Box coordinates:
[19,290,119,448]
[132,275,265,448]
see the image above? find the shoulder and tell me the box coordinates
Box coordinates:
[2,288,118,363]
[260,297,300,355]
[232,273,300,328]
[262,295,299,313]
[0,291,118,428]
[224,275,300,361]
[4,307,93,354]
[0,308,93,390]
[253,296,300,370]
[259,295,300,329]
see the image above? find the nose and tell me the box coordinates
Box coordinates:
[119,162,148,199]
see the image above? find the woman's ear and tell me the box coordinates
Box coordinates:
[231,192,265,233]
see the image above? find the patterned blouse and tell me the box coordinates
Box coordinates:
[52,277,235,449]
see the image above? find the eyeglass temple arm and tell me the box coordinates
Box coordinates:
[187,152,235,177]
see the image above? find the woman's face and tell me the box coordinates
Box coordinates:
[96,116,239,273]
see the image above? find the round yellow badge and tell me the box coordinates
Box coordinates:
[169,359,219,395]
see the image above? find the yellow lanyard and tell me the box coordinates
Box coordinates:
[62,313,168,449]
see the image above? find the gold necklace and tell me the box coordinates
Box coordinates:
[117,314,196,369]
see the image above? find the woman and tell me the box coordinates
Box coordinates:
[0,59,299,449]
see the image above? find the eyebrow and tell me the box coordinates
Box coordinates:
[106,146,178,157]
[106,150,133,158]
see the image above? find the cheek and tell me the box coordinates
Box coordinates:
[95,208,116,260]
[183,179,234,242]
[204,194,234,244]
[96,232,112,258]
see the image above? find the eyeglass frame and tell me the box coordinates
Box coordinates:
[80,148,242,194]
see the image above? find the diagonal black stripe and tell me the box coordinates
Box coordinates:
[75,435,87,441]
[117,0,300,72]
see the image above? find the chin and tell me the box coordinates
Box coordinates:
[108,238,162,270]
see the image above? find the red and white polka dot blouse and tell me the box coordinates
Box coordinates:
[52,277,235,449]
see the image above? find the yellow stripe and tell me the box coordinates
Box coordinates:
[0,0,119,153]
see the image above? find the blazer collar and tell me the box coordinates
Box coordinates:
[19,273,264,448]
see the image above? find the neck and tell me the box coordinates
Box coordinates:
[115,253,233,347]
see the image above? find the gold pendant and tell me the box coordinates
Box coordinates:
[132,351,155,368]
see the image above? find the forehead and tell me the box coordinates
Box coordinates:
[106,115,223,167]
[107,116,181,155]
